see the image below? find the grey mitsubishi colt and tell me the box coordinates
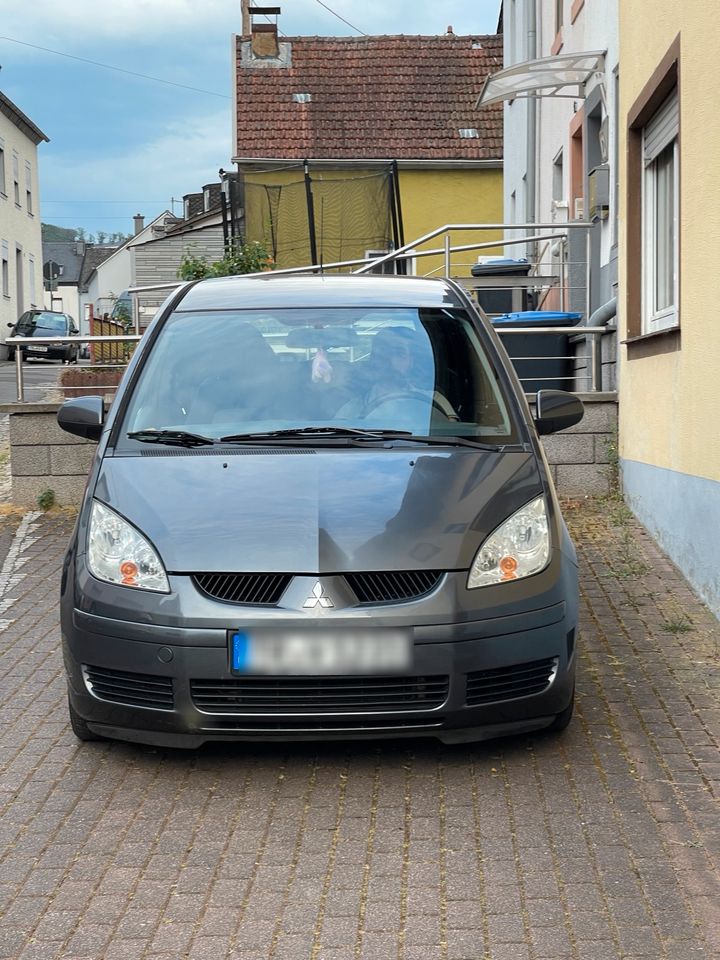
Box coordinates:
[58,274,584,748]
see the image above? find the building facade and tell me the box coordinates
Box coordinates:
[485,0,618,391]
[618,5,720,616]
[233,16,504,276]
[0,91,48,340]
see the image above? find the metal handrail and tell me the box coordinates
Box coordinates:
[494,325,609,392]
[7,334,142,402]
[6,319,611,402]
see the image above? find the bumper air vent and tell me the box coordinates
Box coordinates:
[83,665,174,711]
[466,658,557,707]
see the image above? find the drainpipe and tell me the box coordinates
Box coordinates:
[526,0,537,253]
[586,296,617,392]
[587,296,617,328]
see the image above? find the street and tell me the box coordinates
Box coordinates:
[0,502,718,959]
[0,358,63,405]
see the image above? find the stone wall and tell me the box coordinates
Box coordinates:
[538,393,617,496]
[1,402,95,506]
[1,395,617,506]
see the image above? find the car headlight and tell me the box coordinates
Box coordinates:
[87,500,169,593]
[468,496,550,588]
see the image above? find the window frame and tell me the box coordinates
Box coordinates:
[642,133,678,334]
[624,35,681,354]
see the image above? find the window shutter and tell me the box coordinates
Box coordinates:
[643,90,679,165]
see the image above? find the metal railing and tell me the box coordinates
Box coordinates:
[495,325,609,393]
[8,226,608,402]
[7,335,142,402]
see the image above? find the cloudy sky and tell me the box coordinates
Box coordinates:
[0,0,500,239]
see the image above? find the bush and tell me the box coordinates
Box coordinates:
[178,240,274,280]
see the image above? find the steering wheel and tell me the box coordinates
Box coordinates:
[362,389,458,420]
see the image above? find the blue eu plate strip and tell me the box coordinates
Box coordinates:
[231,632,250,672]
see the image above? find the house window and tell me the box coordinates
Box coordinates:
[1,241,8,298]
[552,150,564,204]
[641,90,679,334]
[0,140,6,196]
[12,153,20,206]
[25,161,33,215]
[555,0,564,33]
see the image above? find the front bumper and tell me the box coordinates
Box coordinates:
[62,598,577,748]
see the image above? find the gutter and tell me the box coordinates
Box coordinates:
[233,158,504,170]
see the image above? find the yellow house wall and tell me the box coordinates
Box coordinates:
[619,8,720,484]
[243,167,504,277]
[398,168,504,278]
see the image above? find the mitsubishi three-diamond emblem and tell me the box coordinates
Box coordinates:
[303,581,334,609]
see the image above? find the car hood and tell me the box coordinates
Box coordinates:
[93,448,543,574]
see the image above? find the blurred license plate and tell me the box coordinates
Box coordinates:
[230,629,411,675]
[30,345,48,353]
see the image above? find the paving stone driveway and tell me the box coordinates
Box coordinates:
[0,501,718,960]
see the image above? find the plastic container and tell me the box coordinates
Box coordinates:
[470,259,533,314]
[491,311,582,392]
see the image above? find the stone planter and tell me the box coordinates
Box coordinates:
[59,365,126,399]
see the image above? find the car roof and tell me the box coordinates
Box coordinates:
[174,274,466,312]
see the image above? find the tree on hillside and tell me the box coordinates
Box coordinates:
[41,224,132,246]
[41,223,77,242]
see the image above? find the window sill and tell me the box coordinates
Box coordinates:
[623,325,681,358]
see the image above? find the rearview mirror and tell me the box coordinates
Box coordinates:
[534,390,584,435]
[57,396,105,442]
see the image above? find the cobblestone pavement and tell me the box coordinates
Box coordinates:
[0,501,718,960]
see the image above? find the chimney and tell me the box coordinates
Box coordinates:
[133,214,145,235]
[249,5,280,58]
[183,192,204,220]
[202,183,223,212]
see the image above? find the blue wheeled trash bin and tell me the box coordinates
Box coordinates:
[491,311,582,393]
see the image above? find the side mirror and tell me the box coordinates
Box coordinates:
[7,323,14,329]
[57,396,105,442]
[534,389,584,435]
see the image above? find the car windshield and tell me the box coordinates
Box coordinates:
[16,312,67,334]
[121,307,519,444]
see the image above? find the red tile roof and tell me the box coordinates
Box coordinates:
[234,34,503,161]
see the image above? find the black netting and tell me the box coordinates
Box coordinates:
[244,165,395,270]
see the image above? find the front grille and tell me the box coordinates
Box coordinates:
[190,675,449,714]
[466,658,557,707]
[83,665,174,710]
[193,573,292,605]
[345,571,443,604]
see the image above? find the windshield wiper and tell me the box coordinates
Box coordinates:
[367,433,504,451]
[220,426,413,442]
[219,427,503,451]
[127,429,215,447]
